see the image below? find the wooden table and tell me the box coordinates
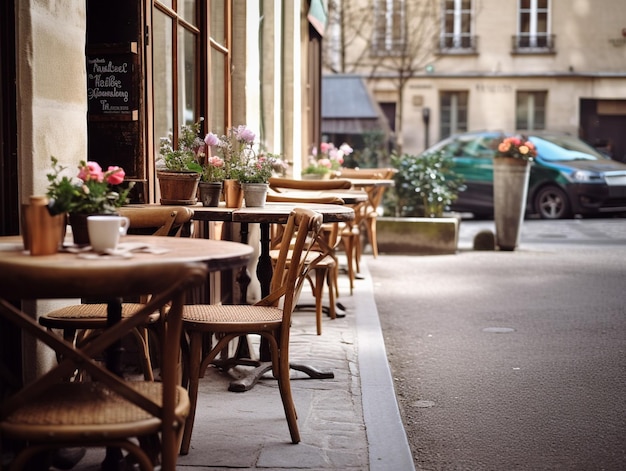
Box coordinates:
[0,235,252,469]
[192,202,355,300]
[191,202,355,391]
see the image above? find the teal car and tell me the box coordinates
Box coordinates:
[427,131,626,219]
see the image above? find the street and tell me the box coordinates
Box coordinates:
[368,218,626,470]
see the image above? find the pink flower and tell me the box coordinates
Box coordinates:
[320,142,332,153]
[78,161,104,182]
[234,125,255,144]
[498,142,511,153]
[207,156,224,167]
[318,158,332,169]
[204,132,220,147]
[105,166,125,185]
[339,143,353,155]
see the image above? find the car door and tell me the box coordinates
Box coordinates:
[449,134,498,216]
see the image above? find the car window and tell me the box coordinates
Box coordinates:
[462,136,497,159]
[531,135,605,162]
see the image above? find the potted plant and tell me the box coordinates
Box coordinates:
[157,119,205,205]
[46,156,134,245]
[492,135,537,250]
[198,155,226,207]
[237,153,278,207]
[303,142,352,179]
[376,150,464,254]
[204,124,256,207]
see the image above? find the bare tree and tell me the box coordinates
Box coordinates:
[324,0,440,153]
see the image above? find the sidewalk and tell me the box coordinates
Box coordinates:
[72,259,414,470]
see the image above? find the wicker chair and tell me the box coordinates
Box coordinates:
[38,206,194,381]
[268,200,343,334]
[333,168,397,258]
[268,177,360,294]
[179,208,323,454]
[0,261,207,470]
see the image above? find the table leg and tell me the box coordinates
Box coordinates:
[102,298,126,470]
[226,222,334,393]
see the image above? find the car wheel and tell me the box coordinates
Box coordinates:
[534,185,571,219]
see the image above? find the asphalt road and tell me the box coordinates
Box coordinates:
[368,218,626,471]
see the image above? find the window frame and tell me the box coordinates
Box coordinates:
[440,0,474,52]
[371,0,407,57]
[516,0,551,49]
[440,90,468,140]
[516,90,547,131]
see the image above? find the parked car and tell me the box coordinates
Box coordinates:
[424,131,626,219]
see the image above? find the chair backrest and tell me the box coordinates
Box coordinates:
[0,261,207,468]
[119,206,194,236]
[266,192,345,205]
[334,167,397,180]
[269,177,352,192]
[258,208,322,337]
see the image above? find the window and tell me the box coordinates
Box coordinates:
[371,0,406,56]
[152,1,231,158]
[440,91,468,139]
[153,1,199,157]
[516,91,547,130]
[516,0,551,50]
[440,0,474,51]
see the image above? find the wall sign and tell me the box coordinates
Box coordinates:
[86,43,138,120]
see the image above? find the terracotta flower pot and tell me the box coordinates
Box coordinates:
[157,170,201,205]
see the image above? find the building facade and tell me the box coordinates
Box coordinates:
[1,0,325,237]
[324,0,626,161]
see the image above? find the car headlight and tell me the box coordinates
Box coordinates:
[570,170,602,182]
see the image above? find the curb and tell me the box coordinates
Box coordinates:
[356,260,416,471]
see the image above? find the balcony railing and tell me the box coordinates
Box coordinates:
[438,35,478,54]
[512,34,556,53]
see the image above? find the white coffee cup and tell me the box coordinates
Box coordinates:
[87,215,130,252]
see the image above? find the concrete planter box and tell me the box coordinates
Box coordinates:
[376,216,460,255]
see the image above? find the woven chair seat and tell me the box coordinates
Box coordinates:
[2,382,189,440]
[41,303,160,326]
[183,304,283,327]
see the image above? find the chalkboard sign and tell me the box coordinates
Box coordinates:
[87,43,138,119]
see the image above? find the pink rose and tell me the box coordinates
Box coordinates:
[208,156,224,167]
[320,142,332,153]
[78,161,104,182]
[105,166,125,185]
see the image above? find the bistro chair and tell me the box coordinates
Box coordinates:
[0,261,206,470]
[38,206,194,381]
[267,198,344,334]
[179,208,323,453]
[333,167,397,258]
[268,176,360,294]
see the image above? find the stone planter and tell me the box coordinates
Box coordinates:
[375,216,460,255]
[493,158,530,251]
[198,181,223,207]
[242,182,269,208]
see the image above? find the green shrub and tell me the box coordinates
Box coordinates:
[390,150,465,217]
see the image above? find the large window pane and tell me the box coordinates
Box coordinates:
[153,9,174,152]
[179,27,197,126]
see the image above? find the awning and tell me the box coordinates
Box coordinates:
[308,0,328,37]
[321,74,392,136]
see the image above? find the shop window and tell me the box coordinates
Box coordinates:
[516,91,546,130]
[440,91,468,139]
